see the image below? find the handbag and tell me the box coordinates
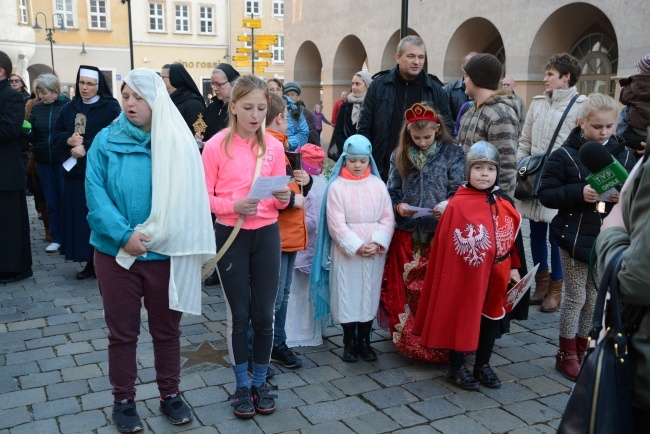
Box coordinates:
[515,95,579,200]
[557,248,634,434]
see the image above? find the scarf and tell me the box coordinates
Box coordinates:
[116,68,216,315]
[115,112,151,147]
[347,92,367,128]
[407,142,438,171]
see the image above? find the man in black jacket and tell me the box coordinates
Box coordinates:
[444,52,476,126]
[358,36,453,180]
[0,51,32,283]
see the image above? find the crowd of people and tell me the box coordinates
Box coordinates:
[1,39,649,433]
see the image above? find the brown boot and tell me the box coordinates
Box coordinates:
[530,268,550,305]
[541,278,563,312]
[556,337,580,381]
[576,335,589,364]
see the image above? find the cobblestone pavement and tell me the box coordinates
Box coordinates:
[0,200,570,433]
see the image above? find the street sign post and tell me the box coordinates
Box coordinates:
[242,18,262,28]
[239,14,278,75]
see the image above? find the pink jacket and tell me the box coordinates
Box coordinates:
[202,129,288,230]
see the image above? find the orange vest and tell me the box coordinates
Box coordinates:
[268,128,308,252]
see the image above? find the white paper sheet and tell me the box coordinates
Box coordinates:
[247,175,291,200]
[596,188,618,202]
[404,204,433,218]
[62,156,77,172]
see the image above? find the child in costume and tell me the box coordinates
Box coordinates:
[380,102,465,363]
[413,141,522,390]
[286,144,327,347]
[311,135,395,362]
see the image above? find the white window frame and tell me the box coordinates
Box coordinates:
[18,0,29,24]
[53,0,77,29]
[245,0,261,17]
[148,2,164,32]
[87,0,109,30]
[199,5,214,34]
[273,35,284,64]
[272,0,283,17]
[175,4,190,33]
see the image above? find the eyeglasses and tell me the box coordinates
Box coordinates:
[211,80,229,88]
[9,79,21,83]
[78,81,98,87]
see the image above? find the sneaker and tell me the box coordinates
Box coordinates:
[271,344,303,369]
[159,394,193,425]
[112,400,144,433]
[45,242,60,253]
[447,365,480,391]
[473,364,502,389]
[204,269,220,286]
[251,383,278,415]
[229,387,256,419]
[248,357,276,379]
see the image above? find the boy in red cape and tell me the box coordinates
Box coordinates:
[412,141,522,390]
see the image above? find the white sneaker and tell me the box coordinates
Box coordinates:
[45,243,60,253]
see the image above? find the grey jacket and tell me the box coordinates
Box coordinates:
[386,142,466,233]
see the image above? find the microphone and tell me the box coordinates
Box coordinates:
[578,141,628,194]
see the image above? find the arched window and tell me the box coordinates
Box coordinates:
[495,46,506,74]
[570,34,618,97]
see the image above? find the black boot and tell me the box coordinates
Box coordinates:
[204,269,220,286]
[341,323,359,362]
[76,261,96,280]
[357,321,377,361]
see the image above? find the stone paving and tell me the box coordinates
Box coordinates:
[0,200,570,433]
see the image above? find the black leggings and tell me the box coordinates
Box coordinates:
[450,316,500,370]
[216,223,281,366]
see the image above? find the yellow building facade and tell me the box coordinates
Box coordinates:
[6,0,131,98]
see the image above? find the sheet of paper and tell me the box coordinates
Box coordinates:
[63,156,77,172]
[505,263,540,312]
[247,175,291,200]
[404,204,433,219]
[596,188,618,202]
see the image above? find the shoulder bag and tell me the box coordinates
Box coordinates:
[514,95,578,200]
[557,247,636,434]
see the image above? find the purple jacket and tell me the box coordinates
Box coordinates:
[312,112,331,131]
[295,175,327,274]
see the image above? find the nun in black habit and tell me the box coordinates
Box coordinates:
[163,63,205,134]
[52,65,121,279]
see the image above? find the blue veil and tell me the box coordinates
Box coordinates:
[309,135,381,329]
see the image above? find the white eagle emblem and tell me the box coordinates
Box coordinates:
[495,215,515,257]
[453,223,491,266]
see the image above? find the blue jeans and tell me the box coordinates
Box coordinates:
[529,220,562,281]
[273,251,297,348]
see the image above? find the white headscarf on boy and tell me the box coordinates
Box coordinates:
[116,68,216,315]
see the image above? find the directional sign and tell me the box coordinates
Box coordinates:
[242,18,262,28]
[237,36,252,42]
[254,67,266,73]
[235,60,253,67]
[254,61,269,67]
[236,47,252,53]
[253,43,271,51]
[257,52,274,58]
[231,55,250,61]
[254,35,278,42]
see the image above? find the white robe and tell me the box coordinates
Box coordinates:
[326,175,394,323]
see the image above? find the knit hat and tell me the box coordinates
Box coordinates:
[215,63,240,83]
[463,53,503,91]
[355,71,372,89]
[284,81,302,95]
[299,144,325,175]
[633,54,650,73]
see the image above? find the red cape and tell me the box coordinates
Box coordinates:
[411,186,521,352]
